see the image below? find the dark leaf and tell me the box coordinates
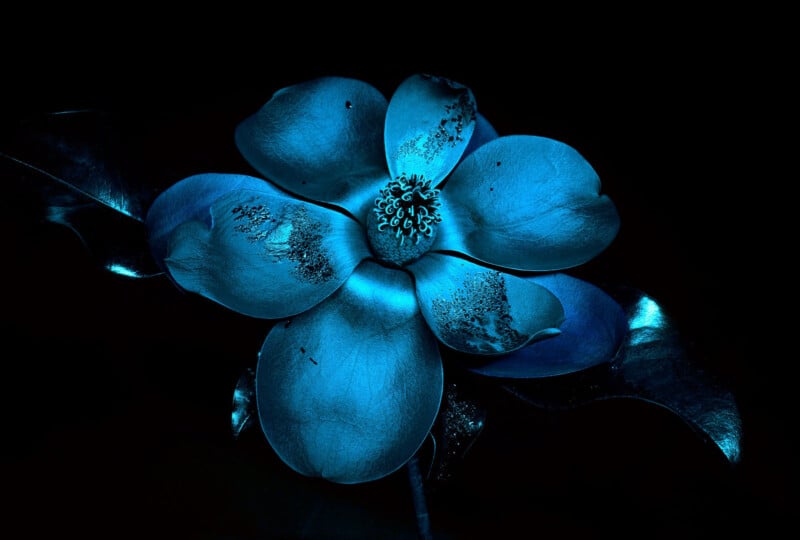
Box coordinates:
[2,109,163,278]
[501,285,742,465]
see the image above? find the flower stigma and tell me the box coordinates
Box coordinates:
[366,174,442,267]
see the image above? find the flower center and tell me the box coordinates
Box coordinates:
[366,174,442,267]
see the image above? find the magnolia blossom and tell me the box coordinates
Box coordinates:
[145,74,623,484]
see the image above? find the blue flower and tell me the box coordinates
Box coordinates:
[145,74,623,484]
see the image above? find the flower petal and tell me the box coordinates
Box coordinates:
[408,253,564,355]
[384,74,477,186]
[256,260,443,484]
[436,135,620,271]
[464,273,628,378]
[235,77,389,218]
[461,113,498,161]
[146,173,286,270]
[162,188,369,319]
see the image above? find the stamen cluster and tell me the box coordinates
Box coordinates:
[373,174,442,246]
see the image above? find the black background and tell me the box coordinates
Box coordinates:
[2,11,792,539]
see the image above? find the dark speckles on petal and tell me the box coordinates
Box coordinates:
[398,134,424,162]
[431,271,527,354]
[232,204,273,240]
[385,74,477,185]
[418,92,477,162]
[286,207,336,284]
[231,204,335,285]
[297,345,318,365]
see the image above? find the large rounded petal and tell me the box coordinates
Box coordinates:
[436,135,620,271]
[163,188,370,319]
[146,173,286,270]
[408,253,564,355]
[235,77,389,218]
[465,273,628,378]
[384,74,477,186]
[256,260,443,484]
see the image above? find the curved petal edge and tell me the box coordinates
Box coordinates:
[464,273,628,378]
[409,253,564,356]
[163,188,369,319]
[256,260,444,483]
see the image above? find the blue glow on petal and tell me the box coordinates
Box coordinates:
[340,261,419,315]
[463,273,628,378]
[146,173,286,270]
[256,261,443,484]
[438,135,620,271]
[235,77,389,217]
[385,74,477,186]
[409,253,564,356]
[164,189,369,319]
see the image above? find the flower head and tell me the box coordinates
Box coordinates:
[145,74,623,484]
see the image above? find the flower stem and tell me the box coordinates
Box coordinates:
[407,454,433,540]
